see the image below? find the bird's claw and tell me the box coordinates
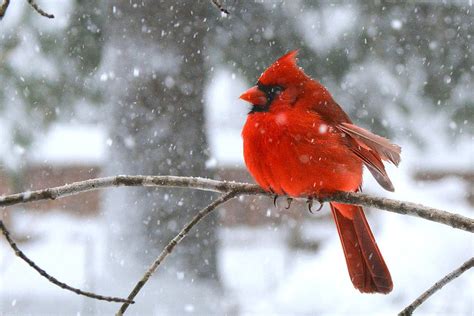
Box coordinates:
[273,195,293,209]
[307,198,324,214]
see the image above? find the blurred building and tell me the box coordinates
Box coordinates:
[0,122,309,225]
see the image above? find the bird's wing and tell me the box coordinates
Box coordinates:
[336,123,401,192]
[350,145,395,192]
[309,100,401,192]
[338,122,401,166]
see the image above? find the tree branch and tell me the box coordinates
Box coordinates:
[116,191,238,315]
[1,175,472,233]
[26,0,54,18]
[398,257,474,316]
[0,220,133,304]
[325,191,474,233]
[210,0,229,15]
[0,0,54,19]
[0,0,9,19]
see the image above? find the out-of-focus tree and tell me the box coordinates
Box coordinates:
[0,0,104,174]
[358,2,473,138]
[102,0,219,286]
[2,1,223,311]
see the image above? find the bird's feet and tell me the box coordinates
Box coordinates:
[272,195,294,209]
[306,197,324,214]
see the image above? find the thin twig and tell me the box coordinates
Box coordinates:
[116,191,238,315]
[0,175,472,233]
[0,220,133,304]
[0,0,10,19]
[26,0,54,18]
[211,0,229,15]
[398,257,474,315]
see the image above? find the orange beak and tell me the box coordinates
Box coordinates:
[239,86,267,106]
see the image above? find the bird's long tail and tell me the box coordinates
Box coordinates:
[330,202,393,294]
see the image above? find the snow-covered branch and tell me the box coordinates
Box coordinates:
[1,175,472,233]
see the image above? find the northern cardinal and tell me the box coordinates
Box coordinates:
[239,50,401,294]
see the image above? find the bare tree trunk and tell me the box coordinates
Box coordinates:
[101,0,217,285]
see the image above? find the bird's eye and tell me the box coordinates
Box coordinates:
[270,86,282,94]
[257,82,284,105]
[249,83,284,114]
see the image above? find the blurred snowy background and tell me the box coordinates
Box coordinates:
[0,1,473,315]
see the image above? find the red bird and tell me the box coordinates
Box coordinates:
[239,50,401,294]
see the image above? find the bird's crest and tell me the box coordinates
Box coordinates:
[258,50,308,86]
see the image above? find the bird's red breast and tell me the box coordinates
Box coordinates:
[242,105,363,198]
